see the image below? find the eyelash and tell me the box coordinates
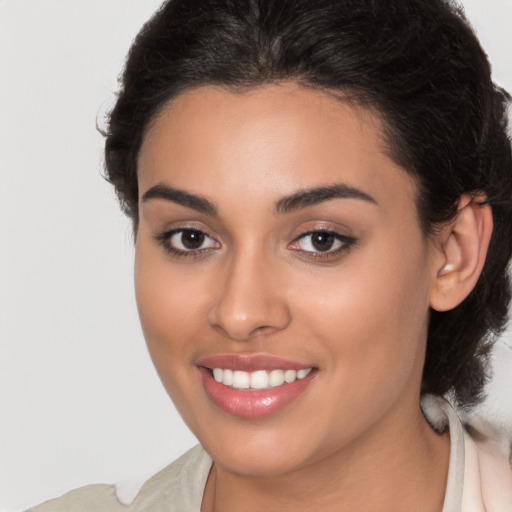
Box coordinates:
[154,228,356,260]
[154,229,219,259]
[288,230,356,260]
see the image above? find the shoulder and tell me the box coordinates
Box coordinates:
[26,484,127,512]
[463,426,512,512]
[421,394,512,511]
[26,445,212,512]
[131,444,212,511]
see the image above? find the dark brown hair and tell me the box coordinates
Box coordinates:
[104,0,512,408]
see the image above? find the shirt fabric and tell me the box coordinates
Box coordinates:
[27,395,512,512]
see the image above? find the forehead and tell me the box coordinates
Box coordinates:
[137,83,418,213]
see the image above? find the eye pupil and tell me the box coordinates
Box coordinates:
[181,230,205,249]
[312,232,335,252]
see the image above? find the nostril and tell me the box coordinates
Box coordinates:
[206,278,292,341]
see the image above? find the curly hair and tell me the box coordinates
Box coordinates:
[104,0,512,408]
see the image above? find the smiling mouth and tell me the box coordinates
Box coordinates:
[196,354,318,417]
[208,367,313,389]
[199,360,317,418]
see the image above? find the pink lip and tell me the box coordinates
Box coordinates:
[197,353,312,372]
[197,354,316,418]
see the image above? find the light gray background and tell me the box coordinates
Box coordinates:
[0,1,511,511]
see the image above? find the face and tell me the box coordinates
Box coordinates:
[135,84,439,477]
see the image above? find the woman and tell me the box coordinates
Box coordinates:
[30,0,512,510]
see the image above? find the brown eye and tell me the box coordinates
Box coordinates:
[288,230,356,257]
[160,228,220,254]
[310,232,335,252]
[180,230,205,249]
[294,231,343,253]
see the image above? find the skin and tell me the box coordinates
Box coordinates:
[135,83,452,512]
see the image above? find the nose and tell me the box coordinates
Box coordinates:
[207,250,291,341]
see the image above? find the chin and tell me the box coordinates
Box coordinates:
[209,441,310,478]
[193,413,330,478]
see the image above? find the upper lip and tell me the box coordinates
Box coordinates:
[196,353,314,372]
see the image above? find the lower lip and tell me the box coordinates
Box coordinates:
[199,367,316,418]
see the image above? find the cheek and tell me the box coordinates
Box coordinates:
[287,233,432,398]
[133,244,216,431]
[134,240,204,378]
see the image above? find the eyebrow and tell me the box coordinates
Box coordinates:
[141,183,218,215]
[275,184,377,214]
[141,182,376,216]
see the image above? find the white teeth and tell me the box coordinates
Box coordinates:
[284,369,297,383]
[211,367,313,389]
[250,370,269,389]
[297,368,312,379]
[233,370,250,389]
[223,368,233,386]
[269,369,285,387]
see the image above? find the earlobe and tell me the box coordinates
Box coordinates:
[438,263,455,276]
[429,194,493,312]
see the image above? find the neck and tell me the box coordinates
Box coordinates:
[202,399,450,512]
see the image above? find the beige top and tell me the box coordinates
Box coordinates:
[27,395,512,512]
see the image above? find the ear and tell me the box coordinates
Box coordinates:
[429,194,493,312]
